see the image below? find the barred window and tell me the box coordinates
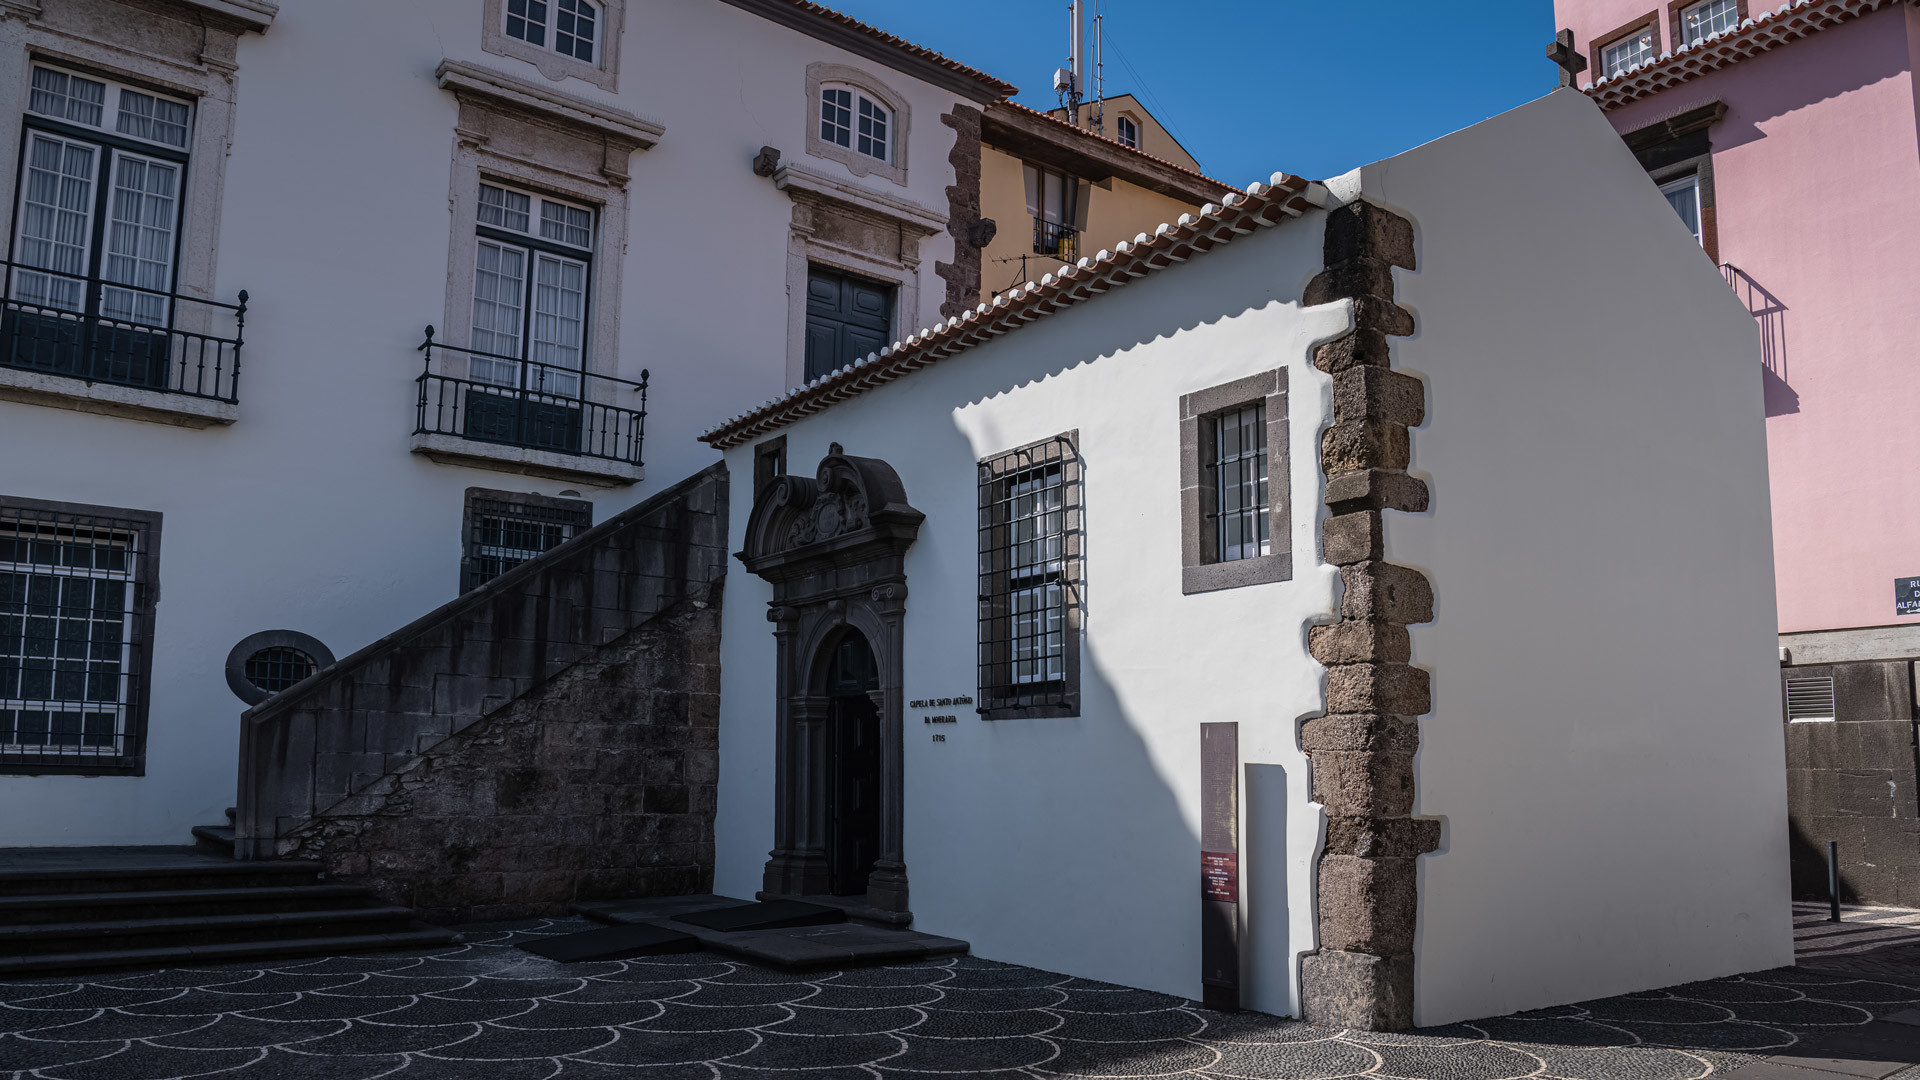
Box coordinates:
[978,434,1081,719]
[1208,402,1270,562]
[0,499,159,774]
[461,488,591,593]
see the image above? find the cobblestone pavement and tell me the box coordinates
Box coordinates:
[3,909,1919,1079]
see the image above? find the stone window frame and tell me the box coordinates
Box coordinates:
[459,486,594,594]
[753,434,788,497]
[804,62,909,187]
[0,5,268,426]
[976,431,1083,722]
[0,494,162,778]
[1623,102,1724,263]
[1179,368,1292,595]
[482,0,626,92]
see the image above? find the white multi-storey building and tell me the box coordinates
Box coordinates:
[0,0,1009,846]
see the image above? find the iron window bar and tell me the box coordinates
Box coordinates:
[1033,218,1078,259]
[242,647,317,696]
[1206,401,1271,562]
[0,256,246,403]
[978,436,1082,716]
[0,506,153,771]
[462,494,592,593]
[415,325,649,467]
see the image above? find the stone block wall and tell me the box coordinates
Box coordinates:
[1783,660,1920,906]
[236,465,728,922]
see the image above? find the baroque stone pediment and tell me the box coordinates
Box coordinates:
[739,451,923,581]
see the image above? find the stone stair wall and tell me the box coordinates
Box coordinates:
[235,465,727,923]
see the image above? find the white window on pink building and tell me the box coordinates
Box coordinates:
[1659,176,1702,246]
[1680,0,1740,45]
[1601,27,1655,76]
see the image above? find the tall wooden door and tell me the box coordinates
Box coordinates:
[805,265,893,383]
[825,631,882,897]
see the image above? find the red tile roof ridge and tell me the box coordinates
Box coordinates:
[990,99,1239,197]
[764,0,1018,98]
[1581,0,1902,109]
[699,173,1327,450]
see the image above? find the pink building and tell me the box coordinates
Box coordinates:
[1548,0,1920,903]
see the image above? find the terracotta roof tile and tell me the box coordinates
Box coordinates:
[755,0,1018,99]
[990,100,1239,199]
[699,174,1327,449]
[1582,0,1901,110]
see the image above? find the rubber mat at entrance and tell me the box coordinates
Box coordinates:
[516,923,700,962]
[672,899,845,932]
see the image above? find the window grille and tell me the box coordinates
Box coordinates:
[0,501,156,772]
[243,647,316,696]
[1785,675,1836,723]
[1207,402,1270,562]
[462,491,592,593]
[1681,0,1740,44]
[978,435,1081,718]
[1601,27,1655,76]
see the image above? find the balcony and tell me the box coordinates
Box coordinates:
[409,327,649,488]
[0,259,246,427]
[1033,219,1078,260]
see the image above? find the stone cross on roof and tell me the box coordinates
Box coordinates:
[1547,29,1588,88]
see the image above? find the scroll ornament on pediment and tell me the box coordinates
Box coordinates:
[786,489,868,547]
[739,449,925,574]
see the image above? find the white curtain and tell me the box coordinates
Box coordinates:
[14,132,96,313]
[530,252,586,397]
[100,152,179,326]
[470,239,526,386]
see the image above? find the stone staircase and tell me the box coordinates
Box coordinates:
[0,815,456,977]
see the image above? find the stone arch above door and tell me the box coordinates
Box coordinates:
[738,449,922,918]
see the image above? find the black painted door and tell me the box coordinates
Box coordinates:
[805,265,893,383]
[825,632,882,897]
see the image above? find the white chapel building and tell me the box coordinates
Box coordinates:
[701,89,1790,1027]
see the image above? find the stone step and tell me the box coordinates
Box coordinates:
[0,883,376,925]
[0,905,421,956]
[0,925,461,978]
[191,825,236,856]
[0,847,324,897]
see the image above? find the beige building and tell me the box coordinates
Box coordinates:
[977,95,1234,300]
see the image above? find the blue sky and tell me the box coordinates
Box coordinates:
[821,0,1561,184]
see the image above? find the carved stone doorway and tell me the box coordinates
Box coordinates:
[738,447,923,919]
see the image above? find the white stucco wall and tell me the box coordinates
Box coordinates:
[716,210,1343,1013]
[0,0,970,845]
[1346,89,1792,1025]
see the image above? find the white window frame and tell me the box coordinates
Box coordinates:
[803,63,910,186]
[1659,174,1703,246]
[819,83,891,164]
[1680,0,1741,45]
[502,0,602,65]
[1114,113,1139,149]
[468,180,596,397]
[481,0,625,90]
[1601,27,1656,77]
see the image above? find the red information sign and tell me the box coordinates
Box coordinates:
[1202,851,1238,903]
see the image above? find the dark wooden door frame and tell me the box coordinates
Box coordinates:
[738,447,922,918]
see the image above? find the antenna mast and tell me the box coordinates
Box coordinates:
[1053,0,1084,124]
[1092,0,1104,136]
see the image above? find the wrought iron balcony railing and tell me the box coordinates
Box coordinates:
[0,258,246,403]
[1033,218,1078,259]
[415,326,649,468]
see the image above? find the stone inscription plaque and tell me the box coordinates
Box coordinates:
[1899,577,1920,617]
[909,696,973,709]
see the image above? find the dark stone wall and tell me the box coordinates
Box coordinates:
[1784,660,1920,907]
[936,103,985,318]
[239,465,728,923]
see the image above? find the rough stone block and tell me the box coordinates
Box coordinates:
[1326,663,1431,717]
[1317,854,1418,954]
[1304,258,1397,307]
[1322,421,1410,474]
[1351,296,1415,338]
[1333,366,1426,427]
[1311,750,1416,817]
[1309,623,1410,666]
[1300,948,1415,1030]
[1314,329,1394,373]
[1324,469,1428,514]
[1323,816,1440,859]
[1299,713,1419,754]
[1323,201,1417,273]
[1340,563,1435,626]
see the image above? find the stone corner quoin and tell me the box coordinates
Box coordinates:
[1299,199,1439,1032]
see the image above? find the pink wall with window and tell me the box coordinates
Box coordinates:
[1552,1,1920,637]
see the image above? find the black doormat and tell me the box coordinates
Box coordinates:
[672,899,846,933]
[515,923,700,962]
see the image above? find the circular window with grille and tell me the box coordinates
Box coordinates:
[225,630,336,706]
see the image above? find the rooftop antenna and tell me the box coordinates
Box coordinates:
[1091,0,1104,136]
[1053,0,1084,124]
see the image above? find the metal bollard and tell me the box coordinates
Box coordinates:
[1828,840,1842,923]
